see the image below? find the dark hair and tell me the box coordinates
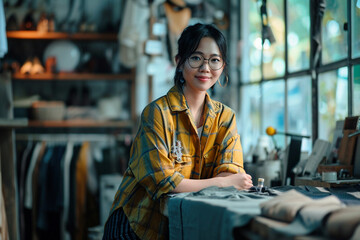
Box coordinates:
[174,23,228,89]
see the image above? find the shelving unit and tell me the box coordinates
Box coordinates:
[7,31,118,41]
[3,29,135,240]
[11,72,133,81]
[27,119,133,128]
[7,30,137,132]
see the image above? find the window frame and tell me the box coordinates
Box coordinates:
[238,0,360,147]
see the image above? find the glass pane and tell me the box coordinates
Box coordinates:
[242,1,262,82]
[322,0,348,64]
[318,67,348,142]
[287,0,310,72]
[354,65,360,115]
[287,76,312,152]
[262,80,285,149]
[238,84,261,160]
[352,0,360,58]
[263,0,285,79]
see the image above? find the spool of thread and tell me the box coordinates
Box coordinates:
[257,178,265,188]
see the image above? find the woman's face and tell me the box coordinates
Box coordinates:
[181,37,224,95]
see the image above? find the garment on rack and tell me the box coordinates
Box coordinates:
[16,136,120,240]
[118,0,150,68]
[0,151,9,240]
[61,142,74,240]
[0,183,9,240]
[18,140,35,239]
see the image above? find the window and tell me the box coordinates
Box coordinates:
[287,76,312,151]
[238,0,358,158]
[322,0,347,64]
[352,0,360,58]
[287,0,310,72]
[262,80,285,148]
[263,0,285,79]
[354,64,360,115]
[244,0,263,82]
[238,84,261,159]
[318,67,348,142]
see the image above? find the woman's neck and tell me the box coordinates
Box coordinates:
[183,87,206,128]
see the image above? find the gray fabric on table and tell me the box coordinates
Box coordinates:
[168,186,273,240]
[260,189,345,237]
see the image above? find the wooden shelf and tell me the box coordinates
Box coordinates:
[7,31,117,41]
[0,118,28,128]
[28,119,133,128]
[12,72,133,81]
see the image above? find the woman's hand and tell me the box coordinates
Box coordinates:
[216,173,253,190]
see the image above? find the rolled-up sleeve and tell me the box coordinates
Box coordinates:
[128,104,184,200]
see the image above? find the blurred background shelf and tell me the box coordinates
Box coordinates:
[7,31,118,41]
[28,119,133,128]
[12,72,134,81]
[0,118,28,128]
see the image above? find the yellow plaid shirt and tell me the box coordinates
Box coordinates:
[110,86,245,240]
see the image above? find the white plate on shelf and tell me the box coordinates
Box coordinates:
[43,40,81,72]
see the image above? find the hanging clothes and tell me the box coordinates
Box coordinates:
[0,149,9,240]
[16,135,119,240]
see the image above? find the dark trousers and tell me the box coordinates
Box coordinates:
[103,208,140,240]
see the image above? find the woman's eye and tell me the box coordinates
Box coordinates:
[211,58,221,63]
[190,55,202,61]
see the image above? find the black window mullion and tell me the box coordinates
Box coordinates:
[347,0,353,116]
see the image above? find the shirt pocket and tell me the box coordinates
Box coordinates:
[170,153,193,177]
[203,145,219,168]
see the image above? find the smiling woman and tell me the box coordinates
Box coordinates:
[102,23,253,240]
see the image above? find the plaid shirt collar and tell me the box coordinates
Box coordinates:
[166,86,219,117]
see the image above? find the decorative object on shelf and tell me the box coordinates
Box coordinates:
[31,101,66,121]
[19,57,45,75]
[21,10,36,30]
[37,12,49,32]
[43,40,81,72]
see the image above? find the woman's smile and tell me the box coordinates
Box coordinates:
[195,75,211,82]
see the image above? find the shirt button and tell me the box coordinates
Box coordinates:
[205,125,209,129]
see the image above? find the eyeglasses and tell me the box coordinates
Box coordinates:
[187,54,224,70]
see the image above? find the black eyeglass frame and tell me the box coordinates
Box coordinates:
[187,54,225,71]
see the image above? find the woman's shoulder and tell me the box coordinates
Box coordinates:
[210,98,236,116]
[141,95,169,117]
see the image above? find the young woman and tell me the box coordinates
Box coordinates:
[103,23,253,240]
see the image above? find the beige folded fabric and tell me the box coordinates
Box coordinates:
[260,190,343,223]
[325,206,360,240]
[260,190,314,222]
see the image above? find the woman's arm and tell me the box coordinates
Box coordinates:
[172,172,253,193]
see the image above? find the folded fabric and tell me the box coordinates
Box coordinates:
[260,189,343,223]
[271,198,344,237]
[259,189,346,237]
[168,186,273,240]
[260,189,314,222]
[325,206,360,240]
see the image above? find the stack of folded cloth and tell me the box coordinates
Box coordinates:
[254,189,360,239]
